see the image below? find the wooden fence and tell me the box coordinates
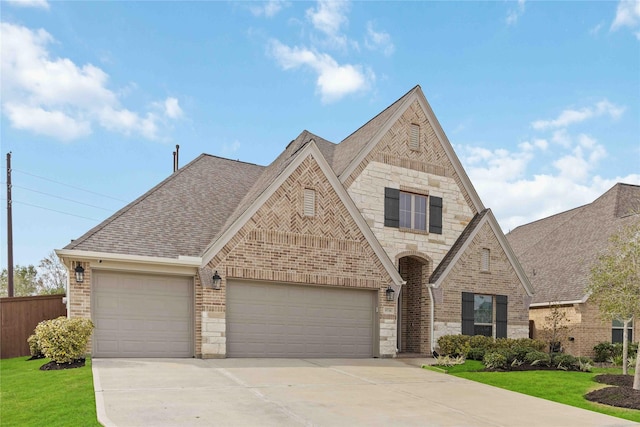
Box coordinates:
[0,294,67,359]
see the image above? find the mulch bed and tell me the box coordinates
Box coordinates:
[39,358,86,371]
[584,374,640,410]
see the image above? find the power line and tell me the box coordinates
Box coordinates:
[0,198,101,221]
[12,185,114,212]
[12,169,128,202]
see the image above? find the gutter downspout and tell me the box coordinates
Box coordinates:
[427,285,435,354]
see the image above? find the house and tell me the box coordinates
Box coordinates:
[507,183,640,357]
[56,85,533,359]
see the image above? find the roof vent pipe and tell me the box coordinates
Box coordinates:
[175,144,180,171]
[173,151,177,173]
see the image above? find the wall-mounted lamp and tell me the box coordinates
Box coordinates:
[211,271,222,290]
[385,286,395,302]
[74,264,85,283]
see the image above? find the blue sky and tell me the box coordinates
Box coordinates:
[1,0,639,269]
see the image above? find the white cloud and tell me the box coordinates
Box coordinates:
[222,140,241,156]
[268,39,373,103]
[364,22,394,56]
[589,22,604,36]
[611,0,640,32]
[458,130,639,232]
[306,0,351,49]
[506,0,526,26]
[0,22,182,142]
[4,0,49,9]
[163,97,183,119]
[531,99,625,130]
[3,103,91,141]
[250,0,288,18]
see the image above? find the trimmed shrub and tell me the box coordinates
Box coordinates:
[469,335,494,350]
[513,338,545,352]
[511,345,534,362]
[437,335,471,357]
[34,317,94,364]
[27,334,43,358]
[483,352,507,370]
[524,351,551,366]
[553,354,577,370]
[492,347,517,363]
[467,347,486,361]
[593,342,615,362]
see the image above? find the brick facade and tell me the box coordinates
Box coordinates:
[434,222,530,345]
[202,154,395,357]
[530,302,640,358]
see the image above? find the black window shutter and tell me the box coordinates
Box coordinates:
[429,196,443,234]
[461,292,474,336]
[384,188,400,228]
[496,295,508,338]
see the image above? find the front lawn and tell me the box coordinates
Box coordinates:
[0,356,100,427]
[426,362,639,423]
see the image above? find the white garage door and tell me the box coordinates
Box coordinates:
[92,271,193,357]
[227,280,376,358]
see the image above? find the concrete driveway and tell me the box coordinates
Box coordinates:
[92,358,634,427]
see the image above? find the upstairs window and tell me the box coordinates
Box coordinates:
[399,192,426,230]
[384,187,442,234]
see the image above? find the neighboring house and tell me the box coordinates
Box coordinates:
[507,183,640,357]
[56,85,533,359]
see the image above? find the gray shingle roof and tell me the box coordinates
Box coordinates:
[65,154,264,258]
[506,183,640,304]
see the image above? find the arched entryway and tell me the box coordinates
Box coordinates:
[397,253,432,355]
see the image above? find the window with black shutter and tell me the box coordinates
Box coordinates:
[496,295,508,338]
[462,292,475,336]
[384,188,400,227]
[384,188,442,234]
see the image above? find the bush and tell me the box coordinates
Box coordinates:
[435,355,466,367]
[593,342,615,362]
[511,345,535,362]
[27,334,43,358]
[469,335,494,350]
[483,352,507,370]
[576,356,594,372]
[513,338,545,352]
[524,351,551,366]
[492,347,517,363]
[34,317,94,364]
[437,335,471,357]
[467,347,486,361]
[553,354,578,370]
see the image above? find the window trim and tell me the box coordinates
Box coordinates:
[399,191,427,231]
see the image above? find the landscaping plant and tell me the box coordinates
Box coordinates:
[33,317,94,365]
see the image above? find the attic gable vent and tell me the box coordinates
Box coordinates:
[409,124,420,151]
[481,248,490,272]
[304,188,316,217]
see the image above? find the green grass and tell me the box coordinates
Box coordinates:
[0,356,100,427]
[426,362,639,423]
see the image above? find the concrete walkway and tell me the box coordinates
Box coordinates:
[92,358,635,427]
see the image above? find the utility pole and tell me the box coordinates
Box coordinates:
[6,152,13,297]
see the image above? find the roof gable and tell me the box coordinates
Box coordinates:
[335,85,484,214]
[430,209,533,296]
[200,140,405,288]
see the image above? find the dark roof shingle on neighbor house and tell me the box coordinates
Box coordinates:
[506,183,640,305]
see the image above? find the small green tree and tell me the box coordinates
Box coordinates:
[0,265,40,297]
[540,303,571,354]
[37,251,67,295]
[587,219,640,389]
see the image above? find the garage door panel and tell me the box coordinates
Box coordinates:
[93,271,193,358]
[227,281,375,358]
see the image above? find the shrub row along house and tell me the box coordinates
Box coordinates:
[507,183,640,358]
[56,85,533,359]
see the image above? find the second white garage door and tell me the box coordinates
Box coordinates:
[92,271,194,358]
[226,280,377,358]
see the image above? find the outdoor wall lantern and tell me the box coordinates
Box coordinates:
[74,264,85,283]
[385,286,395,302]
[211,271,222,290]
